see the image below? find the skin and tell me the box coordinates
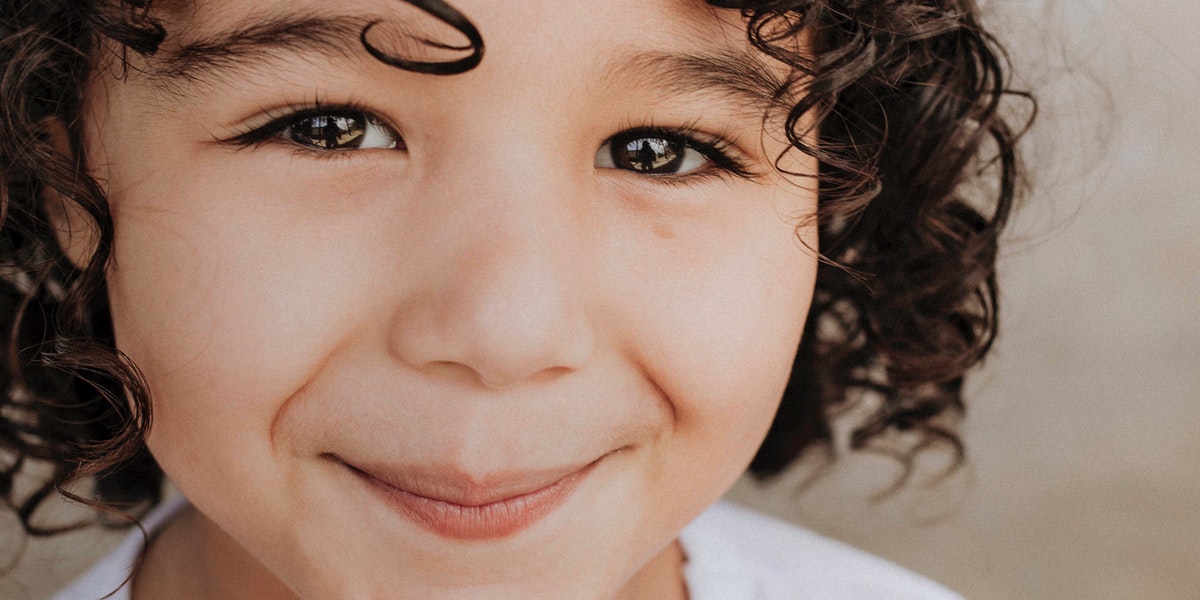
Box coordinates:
[64,0,819,598]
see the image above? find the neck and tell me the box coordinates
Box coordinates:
[133,505,298,600]
[615,540,690,600]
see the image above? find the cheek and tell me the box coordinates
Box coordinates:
[672,248,811,442]
[605,189,818,507]
[106,211,278,494]
[101,165,380,497]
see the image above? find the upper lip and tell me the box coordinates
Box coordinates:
[330,454,600,506]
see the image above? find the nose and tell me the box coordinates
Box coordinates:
[387,165,595,389]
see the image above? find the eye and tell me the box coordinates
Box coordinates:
[594,126,755,181]
[282,111,401,151]
[596,130,710,175]
[224,105,406,153]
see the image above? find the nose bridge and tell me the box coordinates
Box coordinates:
[389,135,594,389]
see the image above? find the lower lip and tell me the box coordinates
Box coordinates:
[350,462,596,541]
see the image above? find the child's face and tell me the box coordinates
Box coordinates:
[79,0,817,597]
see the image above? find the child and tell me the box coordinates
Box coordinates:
[0,0,1029,598]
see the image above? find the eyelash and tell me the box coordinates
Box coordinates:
[222,100,393,155]
[600,123,756,182]
[222,104,757,181]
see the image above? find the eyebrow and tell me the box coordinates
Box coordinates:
[150,13,370,88]
[603,48,791,117]
[148,13,791,114]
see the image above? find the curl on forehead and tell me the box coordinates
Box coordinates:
[360,0,483,74]
[120,0,483,83]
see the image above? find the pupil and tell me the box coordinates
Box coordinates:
[292,115,366,149]
[618,137,684,173]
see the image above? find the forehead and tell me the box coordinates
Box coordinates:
[126,0,790,118]
[154,0,746,57]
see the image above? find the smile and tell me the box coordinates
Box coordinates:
[333,454,602,541]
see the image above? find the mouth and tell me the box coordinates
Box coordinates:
[331,454,603,541]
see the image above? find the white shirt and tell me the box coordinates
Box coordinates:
[678,501,963,599]
[53,498,962,600]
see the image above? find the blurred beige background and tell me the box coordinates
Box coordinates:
[730,1,1200,599]
[5,1,1199,599]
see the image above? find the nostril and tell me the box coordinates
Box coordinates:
[455,320,594,389]
[475,364,577,390]
[387,283,594,389]
[399,340,589,390]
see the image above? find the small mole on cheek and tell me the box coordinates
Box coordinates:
[651,223,675,239]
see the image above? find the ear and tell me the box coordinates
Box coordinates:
[40,117,101,270]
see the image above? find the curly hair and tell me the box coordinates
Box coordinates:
[0,0,1031,539]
